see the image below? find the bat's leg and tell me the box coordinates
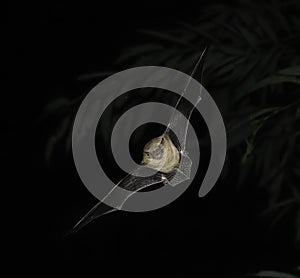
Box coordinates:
[161,174,170,186]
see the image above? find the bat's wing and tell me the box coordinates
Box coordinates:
[166,46,207,152]
[68,167,171,235]
[68,154,192,235]
[167,152,192,187]
[68,48,206,235]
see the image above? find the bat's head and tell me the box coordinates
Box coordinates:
[141,133,180,173]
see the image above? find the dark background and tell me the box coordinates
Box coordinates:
[7,1,300,276]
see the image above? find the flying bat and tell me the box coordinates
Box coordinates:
[68,47,207,235]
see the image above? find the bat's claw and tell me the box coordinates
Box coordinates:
[161,175,169,185]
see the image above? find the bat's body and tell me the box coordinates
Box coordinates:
[141,133,180,173]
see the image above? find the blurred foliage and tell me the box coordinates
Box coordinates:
[245,270,299,278]
[245,267,300,278]
[42,0,300,275]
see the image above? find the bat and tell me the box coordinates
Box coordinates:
[67,47,207,235]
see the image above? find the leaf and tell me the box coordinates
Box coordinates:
[256,14,278,42]
[138,29,191,47]
[233,20,257,48]
[178,22,220,45]
[204,52,238,76]
[254,48,281,79]
[251,75,300,91]
[261,198,297,216]
[227,107,280,147]
[228,107,280,131]
[116,43,164,64]
[130,49,178,67]
[242,138,255,163]
[264,2,292,34]
[252,270,299,278]
[45,116,72,164]
[247,65,300,92]
[233,52,262,95]
[214,21,242,41]
[278,66,300,76]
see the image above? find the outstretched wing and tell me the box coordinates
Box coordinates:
[68,167,171,234]
[166,46,207,152]
[68,152,192,235]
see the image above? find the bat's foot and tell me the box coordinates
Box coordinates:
[161,174,169,185]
